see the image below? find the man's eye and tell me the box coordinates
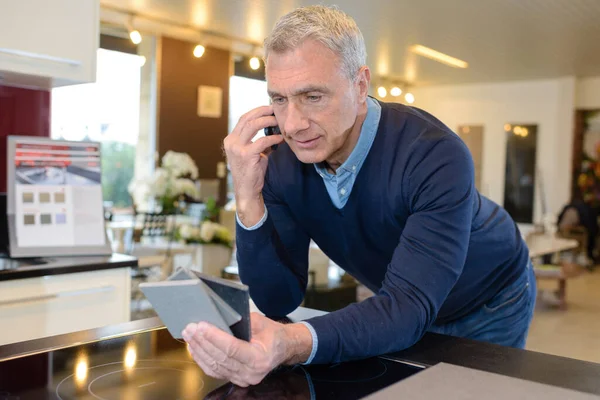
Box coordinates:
[273,97,286,105]
[307,95,322,102]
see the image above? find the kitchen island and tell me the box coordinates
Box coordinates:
[1,306,599,399]
[0,253,138,346]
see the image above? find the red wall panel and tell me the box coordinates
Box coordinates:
[0,84,51,192]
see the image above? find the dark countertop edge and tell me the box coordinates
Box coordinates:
[384,332,600,395]
[2,309,600,396]
[0,254,138,281]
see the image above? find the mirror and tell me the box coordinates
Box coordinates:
[503,124,538,224]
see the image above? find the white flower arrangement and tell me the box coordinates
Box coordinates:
[162,151,199,180]
[128,151,199,212]
[176,221,233,248]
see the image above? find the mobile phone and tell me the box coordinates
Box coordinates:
[264,125,281,136]
[264,114,281,150]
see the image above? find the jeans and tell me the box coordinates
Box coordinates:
[428,261,537,349]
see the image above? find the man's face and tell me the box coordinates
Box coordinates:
[265,39,368,164]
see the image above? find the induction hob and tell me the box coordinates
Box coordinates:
[0,324,423,399]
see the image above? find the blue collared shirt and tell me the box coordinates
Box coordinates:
[237,96,382,363]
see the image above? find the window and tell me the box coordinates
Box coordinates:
[227,75,270,200]
[51,48,144,209]
[228,75,270,135]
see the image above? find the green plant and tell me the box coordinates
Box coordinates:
[204,196,219,222]
[101,141,135,207]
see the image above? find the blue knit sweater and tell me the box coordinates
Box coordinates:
[235,101,529,364]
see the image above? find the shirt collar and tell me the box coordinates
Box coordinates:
[314,96,382,177]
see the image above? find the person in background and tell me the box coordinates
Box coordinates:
[557,199,599,266]
[182,5,536,387]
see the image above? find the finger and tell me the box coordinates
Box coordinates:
[191,342,236,379]
[236,105,274,129]
[199,322,257,366]
[186,325,246,375]
[191,348,226,380]
[234,105,274,135]
[238,115,278,143]
[230,377,250,388]
[249,134,284,155]
[196,333,245,374]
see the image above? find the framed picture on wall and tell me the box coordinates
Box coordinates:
[197,85,223,118]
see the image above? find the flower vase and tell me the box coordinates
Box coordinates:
[190,244,233,277]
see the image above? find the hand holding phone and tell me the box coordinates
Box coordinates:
[223,105,283,227]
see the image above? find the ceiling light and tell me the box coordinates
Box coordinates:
[377,86,387,98]
[193,44,205,58]
[129,29,142,45]
[504,124,512,132]
[405,93,415,104]
[390,87,402,97]
[138,55,146,67]
[249,56,260,70]
[410,44,468,69]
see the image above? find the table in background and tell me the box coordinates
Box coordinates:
[526,232,583,309]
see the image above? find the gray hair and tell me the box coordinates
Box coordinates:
[263,5,367,80]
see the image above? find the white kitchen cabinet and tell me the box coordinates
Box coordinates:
[0,267,131,346]
[0,0,99,89]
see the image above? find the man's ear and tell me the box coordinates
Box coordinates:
[356,66,371,102]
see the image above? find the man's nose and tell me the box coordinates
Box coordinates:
[283,103,310,136]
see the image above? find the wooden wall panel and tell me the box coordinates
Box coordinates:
[157,37,230,204]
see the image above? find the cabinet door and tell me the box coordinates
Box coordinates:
[0,268,131,346]
[0,0,98,87]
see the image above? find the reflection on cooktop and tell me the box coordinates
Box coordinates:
[205,358,417,399]
[0,326,422,399]
[55,360,206,400]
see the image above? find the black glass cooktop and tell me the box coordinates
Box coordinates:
[0,326,422,399]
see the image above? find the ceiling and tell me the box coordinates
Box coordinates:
[100,0,600,87]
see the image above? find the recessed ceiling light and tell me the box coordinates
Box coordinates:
[193,44,205,58]
[249,56,260,70]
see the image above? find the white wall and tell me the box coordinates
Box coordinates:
[577,77,600,109]
[410,77,576,223]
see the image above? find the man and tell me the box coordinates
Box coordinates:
[182,5,536,387]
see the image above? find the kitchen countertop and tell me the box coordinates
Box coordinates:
[0,253,138,281]
[386,332,600,395]
[1,307,599,396]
